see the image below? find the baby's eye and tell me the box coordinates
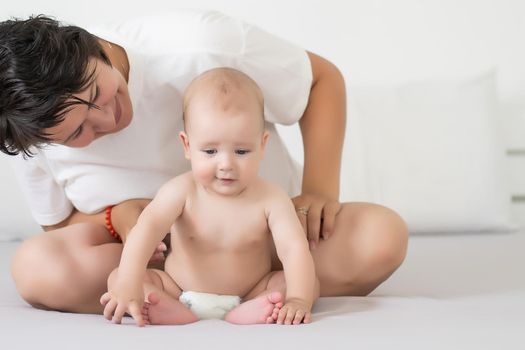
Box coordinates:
[235,149,250,155]
[203,149,217,155]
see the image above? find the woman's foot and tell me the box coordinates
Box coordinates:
[224,292,283,325]
[142,292,198,325]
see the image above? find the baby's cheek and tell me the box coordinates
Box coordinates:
[191,163,214,184]
[244,159,261,179]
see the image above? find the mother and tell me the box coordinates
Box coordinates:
[0,10,407,313]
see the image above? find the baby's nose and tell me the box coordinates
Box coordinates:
[219,154,234,171]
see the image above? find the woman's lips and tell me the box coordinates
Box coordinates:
[114,95,122,126]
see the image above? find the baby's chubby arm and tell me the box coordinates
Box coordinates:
[101,175,188,326]
[266,187,317,324]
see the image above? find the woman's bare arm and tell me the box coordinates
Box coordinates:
[41,198,151,242]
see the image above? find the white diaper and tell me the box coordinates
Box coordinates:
[179,291,241,319]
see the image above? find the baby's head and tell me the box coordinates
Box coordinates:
[180,68,269,196]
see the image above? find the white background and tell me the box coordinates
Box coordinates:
[1,0,524,234]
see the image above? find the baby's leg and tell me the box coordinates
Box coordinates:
[141,269,199,325]
[106,268,198,325]
[224,271,286,325]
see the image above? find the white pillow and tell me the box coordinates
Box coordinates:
[343,70,515,233]
[0,70,515,238]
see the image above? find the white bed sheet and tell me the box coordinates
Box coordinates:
[1,230,524,350]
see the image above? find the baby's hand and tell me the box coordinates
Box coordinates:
[276,298,312,325]
[100,284,145,327]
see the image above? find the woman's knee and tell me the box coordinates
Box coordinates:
[10,235,77,307]
[354,204,409,278]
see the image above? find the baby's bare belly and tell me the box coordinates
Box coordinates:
[165,247,272,297]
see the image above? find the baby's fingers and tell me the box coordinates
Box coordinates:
[292,309,307,325]
[303,311,312,324]
[284,308,298,325]
[129,302,145,327]
[276,306,288,324]
[277,306,296,325]
[112,303,127,324]
[100,292,111,306]
[103,299,117,321]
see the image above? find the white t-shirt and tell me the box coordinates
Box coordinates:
[11,10,312,226]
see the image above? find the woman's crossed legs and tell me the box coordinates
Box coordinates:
[11,202,408,314]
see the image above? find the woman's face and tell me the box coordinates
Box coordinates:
[46,58,133,147]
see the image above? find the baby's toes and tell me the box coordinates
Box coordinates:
[142,309,149,319]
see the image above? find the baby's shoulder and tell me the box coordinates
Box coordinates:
[254,178,293,208]
[159,171,195,195]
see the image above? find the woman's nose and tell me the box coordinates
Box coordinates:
[88,104,116,133]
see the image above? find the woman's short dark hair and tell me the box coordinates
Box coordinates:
[0,15,110,156]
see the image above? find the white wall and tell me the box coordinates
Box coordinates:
[2,0,525,99]
[1,0,525,233]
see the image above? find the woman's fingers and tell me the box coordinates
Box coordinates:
[150,252,165,262]
[293,194,342,246]
[321,201,341,240]
[147,241,167,264]
[155,242,167,253]
[306,202,324,247]
[297,207,308,237]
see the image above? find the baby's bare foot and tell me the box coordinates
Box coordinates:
[142,292,198,325]
[224,292,283,325]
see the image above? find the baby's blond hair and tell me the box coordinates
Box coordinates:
[183,67,264,129]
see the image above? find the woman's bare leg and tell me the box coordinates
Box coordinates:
[313,203,408,296]
[10,223,122,313]
[272,202,409,296]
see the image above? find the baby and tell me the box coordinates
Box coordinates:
[100,67,319,326]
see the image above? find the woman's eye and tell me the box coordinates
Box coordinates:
[73,125,84,140]
[88,85,100,110]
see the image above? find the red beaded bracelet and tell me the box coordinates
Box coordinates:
[105,205,122,242]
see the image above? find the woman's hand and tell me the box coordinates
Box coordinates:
[149,240,167,265]
[292,193,341,249]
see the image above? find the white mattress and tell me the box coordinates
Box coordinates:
[1,231,524,350]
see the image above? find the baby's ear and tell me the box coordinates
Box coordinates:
[179,131,191,160]
[260,130,269,153]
